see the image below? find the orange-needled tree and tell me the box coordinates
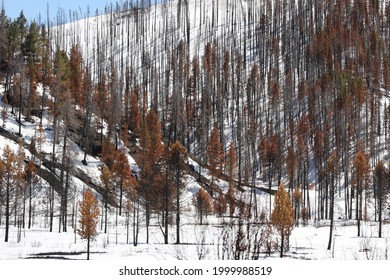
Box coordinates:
[271,183,295,258]
[77,189,100,260]
[208,126,224,186]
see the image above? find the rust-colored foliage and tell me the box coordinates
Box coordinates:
[259,134,278,165]
[143,110,164,160]
[213,193,227,217]
[271,183,295,257]
[129,86,141,136]
[77,189,100,260]
[69,44,84,106]
[100,140,116,170]
[354,150,369,183]
[208,126,224,177]
[195,189,212,225]
[226,142,238,182]
[78,189,100,240]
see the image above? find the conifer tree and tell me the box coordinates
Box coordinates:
[2,145,16,242]
[226,142,237,183]
[259,135,278,212]
[130,88,141,137]
[38,24,51,125]
[195,189,212,225]
[354,150,369,237]
[77,189,100,260]
[208,126,224,185]
[21,21,41,62]
[138,110,164,243]
[145,110,163,160]
[69,44,84,106]
[286,147,298,193]
[166,140,187,244]
[21,22,41,125]
[51,48,71,233]
[122,123,129,148]
[213,193,227,217]
[112,148,135,216]
[0,4,7,68]
[292,187,302,225]
[271,183,295,258]
[100,140,116,170]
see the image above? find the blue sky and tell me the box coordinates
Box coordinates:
[4,0,113,22]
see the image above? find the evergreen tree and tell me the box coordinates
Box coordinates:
[286,147,298,193]
[100,140,116,170]
[271,183,295,258]
[138,110,164,243]
[259,135,279,212]
[195,189,212,225]
[21,22,43,124]
[69,44,84,106]
[21,21,41,62]
[0,4,8,69]
[292,186,302,225]
[39,24,52,125]
[112,148,135,216]
[166,140,187,244]
[226,142,237,183]
[207,126,224,185]
[2,145,16,242]
[130,88,141,137]
[77,189,100,260]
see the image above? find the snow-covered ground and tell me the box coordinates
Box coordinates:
[1,214,390,261]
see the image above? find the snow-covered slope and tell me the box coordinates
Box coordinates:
[1,0,390,261]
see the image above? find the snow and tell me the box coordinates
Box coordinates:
[1,0,390,266]
[1,212,390,260]
[0,108,388,261]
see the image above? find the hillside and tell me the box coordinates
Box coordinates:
[0,0,390,260]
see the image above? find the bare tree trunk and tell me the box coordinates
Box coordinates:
[280,232,284,258]
[327,174,335,250]
[60,126,68,233]
[164,177,169,244]
[133,196,140,247]
[28,180,32,229]
[4,179,10,242]
[87,236,90,260]
[176,183,180,244]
